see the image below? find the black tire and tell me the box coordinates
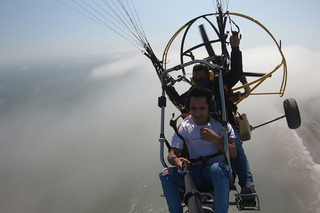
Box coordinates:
[283,98,301,129]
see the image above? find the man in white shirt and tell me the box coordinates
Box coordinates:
[159,87,237,213]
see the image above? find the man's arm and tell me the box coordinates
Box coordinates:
[200,128,237,159]
[166,85,192,109]
[168,147,191,170]
[227,138,237,159]
[225,32,243,90]
[228,47,243,88]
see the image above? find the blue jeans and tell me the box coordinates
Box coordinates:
[159,162,232,213]
[233,126,255,188]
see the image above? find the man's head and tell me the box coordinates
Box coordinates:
[185,87,212,125]
[192,64,210,88]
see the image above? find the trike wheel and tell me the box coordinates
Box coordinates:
[283,98,301,129]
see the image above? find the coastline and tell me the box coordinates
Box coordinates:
[295,111,320,165]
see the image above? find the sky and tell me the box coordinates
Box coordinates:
[1,0,320,65]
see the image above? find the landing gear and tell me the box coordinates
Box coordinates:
[284,98,301,129]
[250,98,301,131]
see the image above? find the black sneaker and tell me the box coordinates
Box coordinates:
[237,185,259,209]
[240,185,256,203]
[240,185,256,194]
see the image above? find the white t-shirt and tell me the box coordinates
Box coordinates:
[172,115,236,162]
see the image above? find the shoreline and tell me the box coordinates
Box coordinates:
[295,111,320,165]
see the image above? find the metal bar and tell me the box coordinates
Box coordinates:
[160,59,220,85]
[159,88,168,168]
[251,115,286,130]
[218,69,231,168]
[243,72,270,77]
[183,162,205,213]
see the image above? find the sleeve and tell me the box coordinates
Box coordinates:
[166,86,193,113]
[171,120,188,150]
[224,47,243,90]
[171,132,184,150]
[166,86,186,105]
[166,86,189,112]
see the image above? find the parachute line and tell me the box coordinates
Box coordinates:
[212,0,229,13]
[55,0,150,51]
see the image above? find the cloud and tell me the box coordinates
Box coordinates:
[0,57,161,212]
[283,45,320,120]
[241,44,320,100]
[89,51,148,79]
[283,44,320,95]
[1,44,319,212]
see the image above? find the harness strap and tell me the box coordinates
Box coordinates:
[189,151,223,164]
[189,151,223,188]
[164,138,172,152]
[169,113,186,142]
[170,113,190,159]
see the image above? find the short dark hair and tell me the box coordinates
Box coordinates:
[184,87,212,110]
[192,64,209,76]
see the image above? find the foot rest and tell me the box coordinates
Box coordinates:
[235,193,261,211]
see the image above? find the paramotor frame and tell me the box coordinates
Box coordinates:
[162,12,288,105]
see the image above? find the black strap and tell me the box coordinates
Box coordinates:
[164,138,172,152]
[190,151,223,188]
[189,151,223,164]
[170,113,186,142]
[169,113,189,159]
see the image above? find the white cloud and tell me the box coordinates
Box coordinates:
[283,45,320,98]
[238,44,320,101]
[243,45,282,74]
[89,51,148,79]
[1,43,320,212]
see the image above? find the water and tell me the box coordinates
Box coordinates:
[0,53,319,213]
[246,122,320,213]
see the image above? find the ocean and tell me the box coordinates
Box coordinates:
[0,54,319,213]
